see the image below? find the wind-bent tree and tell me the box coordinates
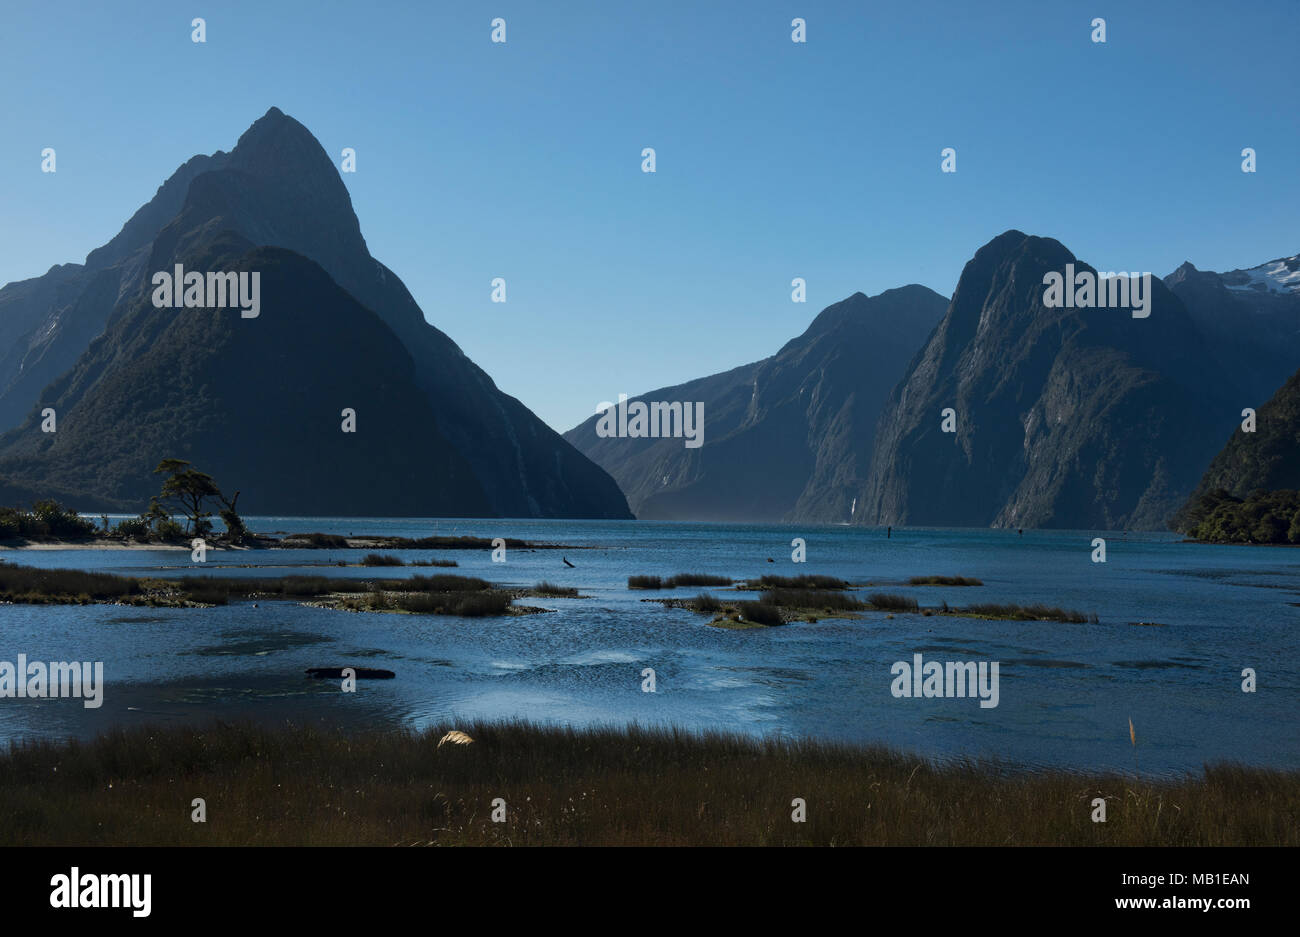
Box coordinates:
[151,459,249,541]
[153,459,222,536]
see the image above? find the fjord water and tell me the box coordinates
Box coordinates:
[2,519,1297,776]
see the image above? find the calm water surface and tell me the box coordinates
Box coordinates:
[2,518,1297,776]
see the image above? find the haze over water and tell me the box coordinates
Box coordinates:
[2,518,1296,777]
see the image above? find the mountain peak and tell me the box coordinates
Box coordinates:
[229,107,327,170]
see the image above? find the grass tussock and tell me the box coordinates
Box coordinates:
[958,603,1097,624]
[628,573,733,590]
[1,720,1295,846]
[909,575,983,586]
[736,601,784,626]
[868,593,920,612]
[533,581,578,597]
[360,553,405,567]
[755,574,849,590]
[761,589,865,611]
[688,593,723,612]
[664,573,732,587]
[360,591,511,617]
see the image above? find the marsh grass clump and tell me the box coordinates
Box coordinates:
[410,559,457,567]
[282,532,349,549]
[737,601,784,626]
[908,575,983,586]
[868,593,919,612]
[762,589,865,611]
[688,593,723,612]
[756,574,848,590]
[959,603,1096,624]
[0,562,508,609]
[665,573,732,588]
[401,574,491,593]
[183,587,229,606]
[533,582,578,597]
[0,564,142,602]
[385,591,511,616]
[388,535,529,550]
[361,554,404,567]
[629,573,731,589]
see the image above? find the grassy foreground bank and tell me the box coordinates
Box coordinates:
[2,721,1296,846]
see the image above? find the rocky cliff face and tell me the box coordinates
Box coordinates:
[564,285,948,522]
[856,231,1240,530]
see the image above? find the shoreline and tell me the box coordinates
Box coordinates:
[0,534,576,551]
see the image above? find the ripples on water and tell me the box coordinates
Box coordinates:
[2,518,1297,775]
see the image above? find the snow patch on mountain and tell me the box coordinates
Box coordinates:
[1223,255,1300,294]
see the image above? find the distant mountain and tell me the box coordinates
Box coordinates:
[1164,253,1300,403]
[564,286,948,522]
[0,108,631,519]
[856,231,1244,530]
[1176,365,1300,517]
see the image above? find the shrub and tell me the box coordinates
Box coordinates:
[31,500,98,540]
[219,508,249,544]
[737,601,784,626]
[153,517,186,542]
[111,517,152,541]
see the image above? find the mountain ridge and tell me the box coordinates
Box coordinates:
[0,108,630,519]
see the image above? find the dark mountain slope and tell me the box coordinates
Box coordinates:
[0,108,629,518]
[1164,255,1300,403]
[1177,366,1300,514]
[564,285,948,522]
[0,232,490,516]
[0,152,230,430]
[857,231,1239,530]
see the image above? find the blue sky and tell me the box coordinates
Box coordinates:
[2,0,1296,431]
